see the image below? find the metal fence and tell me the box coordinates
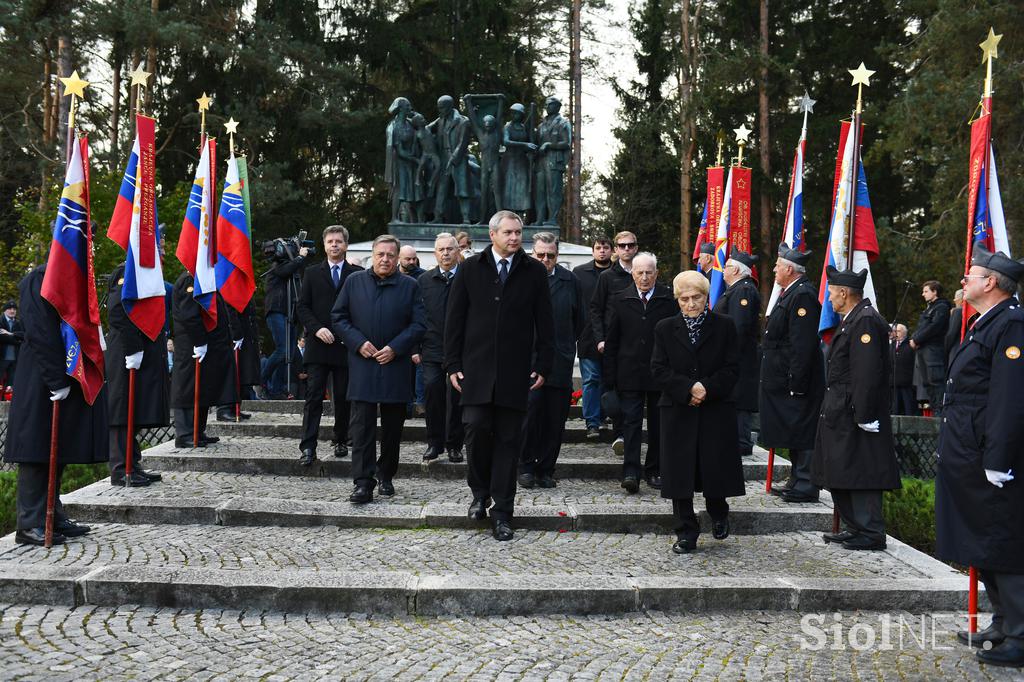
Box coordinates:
[892,416,939,479]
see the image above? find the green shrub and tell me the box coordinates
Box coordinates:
[883,478,936,555]
[0,463,108,536]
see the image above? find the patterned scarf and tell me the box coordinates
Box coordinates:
[682,309,708,344]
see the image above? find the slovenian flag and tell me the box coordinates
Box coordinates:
[708,166,734,307]
[176,136,218,330]
[766,120,807,316]
[107,115,165,340]
[41,136,105,405]
[214,153,255,313]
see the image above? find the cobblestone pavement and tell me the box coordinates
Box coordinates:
[0,603,1015,681]
[0,526,929,580]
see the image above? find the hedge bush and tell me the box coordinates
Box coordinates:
[883,477,936,556]
[0,463,108,536]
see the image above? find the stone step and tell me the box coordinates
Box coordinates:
[243,399,592,420]
[139,437,790,482]
[62,474,828,534]
[0,525,972,615]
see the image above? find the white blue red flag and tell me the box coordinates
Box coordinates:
[107,115,165,340]
[766,117,808,316]
[818,121,879,341]
[215,153,255,312]
[176,136,218,330]
[41,136,105,405]
[708,166,734,307]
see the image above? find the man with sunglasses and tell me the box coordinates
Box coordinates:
[589,231,640,456]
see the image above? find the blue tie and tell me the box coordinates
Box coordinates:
[332,264,340,289]
[498,258,509,284]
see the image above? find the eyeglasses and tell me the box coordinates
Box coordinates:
[616,242,638,249]
[963,274,991,281]
[534,253,558,260]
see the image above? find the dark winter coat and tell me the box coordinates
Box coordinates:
[263,255,308,317]
[891,339,915,387]
[296,260,362,367]
[104,264,169,427]
[170,272,238,409]
[913,297,952,383]
[810,299,900,490]
[651,312,745,499]
[603,284,676,392]
[228,300,262,387]
[417,265,459,364]
[538,265,584,389]
[573,258,612,359]
[935,297,1024,574]
[945,307,963,366]
[3,265,108,465]
[0,314,24,359]
[332,269,425,404]
[712,275,761,411]
[444,247,554,412]
[588,261,633,348]
[758,276,825,450]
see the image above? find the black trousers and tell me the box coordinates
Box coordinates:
[892,386,918,416]
[174,407,209,444]
[619,389,660,479]
[520,385,572,478]
[109,427,143,478]
[788,448,819,497]
[422,361,463,451]
[980,570,1024,640]
[672,497,728,542]
[831,489,885,543]
[464,404,525,523]
[349,401,405,486]
[299,363,351,453]
[16,463,67,530]
[737,410,754,456]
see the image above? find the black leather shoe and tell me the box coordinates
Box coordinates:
[672,538,696,554]
[537,476,557,489]
[621,477,639,494]
[378,480,395,497]
[768,484,793,496]
[977,638,1024,667]
[447,448,464,463]
[841,535,887,551]
[174,437,205,448]
[492,521,514,541]
[646,475,662,489]
[468,498,488,520]
[780,490,819,504]
[138,469,162,482]
[56,519,91,537]
[111,472,151,487]
[216,410,239,422]
[15,528,65,546]
[299,449,316,467]
[349,485,373,504]
[958,624,1006,648]
[517,472,535,489]
[823,530,857,544]
[199,435,220,445]
[712,519,730,540]
[422,445,441,462]
[333,441,349,458]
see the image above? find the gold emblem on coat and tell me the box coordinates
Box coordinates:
[186,286,194,293]
[860,333,871,344]
[740,298,749,306]
[117,278,124,285]
[1006,346,1021,360]
[797,307,807,317]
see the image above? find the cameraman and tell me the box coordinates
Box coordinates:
[262,243,310,399]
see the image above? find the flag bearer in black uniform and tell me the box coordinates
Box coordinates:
[216,300,260,422]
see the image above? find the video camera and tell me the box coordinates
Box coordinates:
[261,230,317,264]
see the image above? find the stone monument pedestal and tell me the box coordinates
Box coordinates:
[387,221,556,242]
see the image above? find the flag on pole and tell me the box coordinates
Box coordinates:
[708,166,734,307]
[41,135,105,405]
[176,136,218,330]
[107,114,165,340]
[729,165,753,267]
[693,166,725,261]
[215,152,255,312]
[766,118,808,315]
[817,121,880,341]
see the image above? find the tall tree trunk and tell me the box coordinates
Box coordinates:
[56,33,72,165]
[109,36,123,172]
[757,0,772,304]
[678,0,700,271]
[145,0,159,112]
[38,39,53,211]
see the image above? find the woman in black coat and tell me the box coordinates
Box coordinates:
[651,270,745,554]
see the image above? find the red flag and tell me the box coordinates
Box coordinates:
[693,167,725,260]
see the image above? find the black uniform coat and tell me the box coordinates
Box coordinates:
[444,247,554,412]
[170,272,238,409]
[227,300,262,386]
[296,260,362,367]
[104,265,169,427]
[651,312,745,499]
[588,261,633,348]
[603,284,676,392]
[810,299,900,490]
[3,265,108,465]
[572,259,611,360]
[0,315,24,357]
[417,265,458,364]
[540,265,584,389]
[891,338,915,387]
[912,297,952,381]
[758,276,825,450]
[712,276,761,411]
[935,298,1024,574]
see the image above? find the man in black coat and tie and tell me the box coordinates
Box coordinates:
[445,210,554,541]
[712,250,761,457]
[0,301,24,396]
[295,225,362,466]
[890,324,917,415]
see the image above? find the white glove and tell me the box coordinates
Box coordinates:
[857,421,880,433]
[50,387,70,401]
[192,344,208,362]
[125,351,144,370]
[233,339,243,351]
[985,469,1015,488]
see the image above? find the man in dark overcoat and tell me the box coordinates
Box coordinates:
[810,266,900,550]
[170,274,238,447]
[296,225,361,466]
[216,300,261,421]
[604,252,676,492]
[712,250,761,457]
[759,243,824,503]
[910,279,952,416]
[415,233,464,463]
[332,234,425,503]
[572,236,612,438]
[445,210,554,541]
[519,232,583,488]
[936,244,1024,668]
[0,300,24,395]
[105,264,168,487]
[890,324,917,415]
[3,265,107,545]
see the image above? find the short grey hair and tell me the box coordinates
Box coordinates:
[323,225,350,243]
[633,251,657,269]
[372,234,401,252]
[778,257,806,274]
[532,231,558,248]
[984,269,1017,295]
[726,259,751,278]
[434,232,458,248]
[488,210,524,231]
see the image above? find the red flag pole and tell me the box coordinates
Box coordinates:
[234,349,241,422]
[44,402,60,548]
[193,358,201,447]
[126,368,136,483]
[765,447,775,493]
[968,566,979,633]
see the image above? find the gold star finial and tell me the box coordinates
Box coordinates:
[129,65,152,88]
[224,117,240,135]
[979,27,1002,62]
[196,93,212,112]
[733,123,752,144]
[59,70,90,99]
[848,63,875,88]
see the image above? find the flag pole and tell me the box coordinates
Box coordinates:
[193,358,201,447]
[44,402,60,548]
[765,448,775,493]
[234,349,241,422]
[126,368,136,483]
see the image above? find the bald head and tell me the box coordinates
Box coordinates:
[399,245,419,274]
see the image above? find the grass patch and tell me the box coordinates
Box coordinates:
[0,463,108,536]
